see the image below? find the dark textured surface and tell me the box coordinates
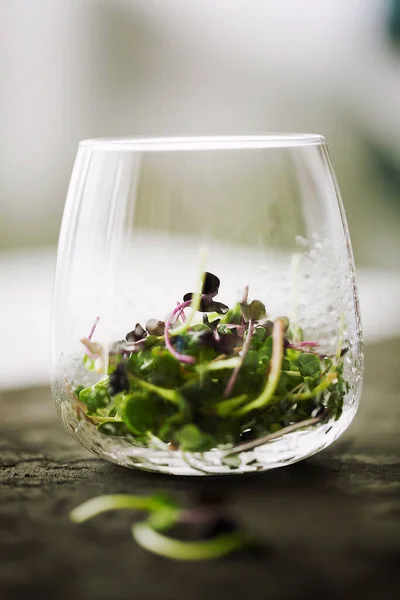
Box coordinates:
[1,339,399,600]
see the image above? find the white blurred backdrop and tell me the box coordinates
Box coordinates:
[0,0,399,389]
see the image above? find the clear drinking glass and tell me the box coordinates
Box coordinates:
[51,135,363,475]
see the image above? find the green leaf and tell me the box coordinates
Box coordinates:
[275,371,290,395]
[144,335,160,348]
[175,424,216,452]
[122,393,156,434]
[240,300,267,322]
[243,350,259,371]
[147,348,183,387]
[79,380,111,412]
[74,385,85,398]
[220,303,242,325]
[252,327,267,347]
[326,391,343,420]
[296,353,321,377]
[83,354,97,371]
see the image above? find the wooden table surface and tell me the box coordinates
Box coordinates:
[1,339,399,600]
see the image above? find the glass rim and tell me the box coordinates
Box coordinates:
[79,134,325,152]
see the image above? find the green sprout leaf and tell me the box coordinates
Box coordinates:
[122,393,156,434]
[240,300,267,322]
[79,380,111,413]
[296,353,321,377]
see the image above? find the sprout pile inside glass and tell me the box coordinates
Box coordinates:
[75,272,349,458]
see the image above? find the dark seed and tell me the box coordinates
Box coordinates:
[108,362,129,396]
[146,319,165,336]
[126,323,146,342]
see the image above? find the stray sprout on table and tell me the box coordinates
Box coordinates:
[70,491,252,561]
[74,272,349,464]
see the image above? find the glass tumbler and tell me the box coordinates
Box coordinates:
[51,135,363,475]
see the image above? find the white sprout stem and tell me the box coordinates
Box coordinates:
[223,414,325,457]
[132,521,246,561]
[70,495,161,523]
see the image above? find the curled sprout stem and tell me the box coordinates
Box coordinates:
[132,521,247,561]
[70,493,248,561]
[70,494,165,523]
[175,302,187,323]
[164,300,196,364]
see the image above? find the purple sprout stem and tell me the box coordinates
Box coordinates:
[288,341,319,349]
[223,319,254,398]
[87,316,100,341]
[164,300,196,364]
[175,302,187,323]
[240,286,248,332]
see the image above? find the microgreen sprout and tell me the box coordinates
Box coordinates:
[75,271,349,463]
[70,492,250,561]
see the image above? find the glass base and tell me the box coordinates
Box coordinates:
[57,396,357,476]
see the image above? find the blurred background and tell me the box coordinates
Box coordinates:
[0,0,399,390]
